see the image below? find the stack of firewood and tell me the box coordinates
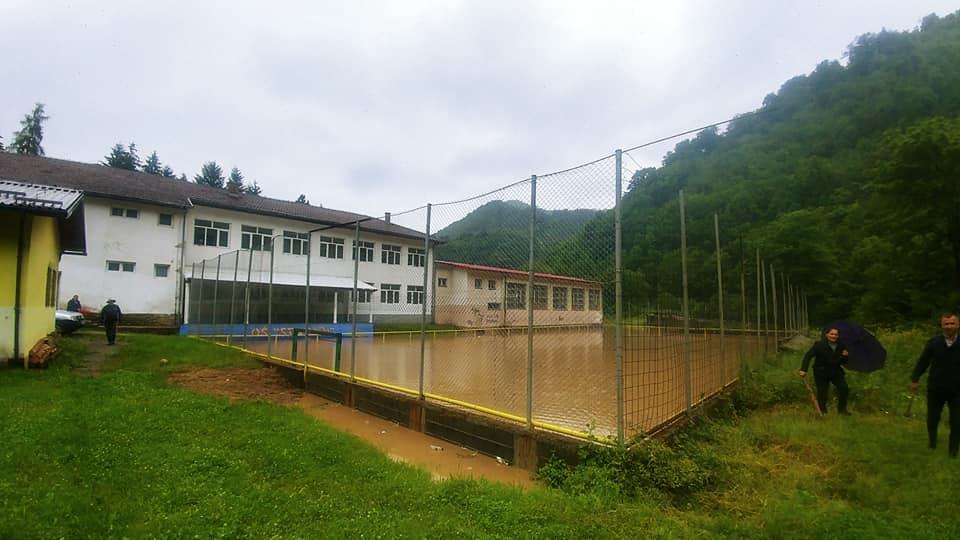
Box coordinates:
[28,334,60,369]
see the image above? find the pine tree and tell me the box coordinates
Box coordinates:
[295,194,309,204]
[11,103,49,156]
[226,167,245,192]
[142,151,163,175]
[194,161,225,188]
[161,166,176,178]
[244,181,262,195]
[102,142,141,171]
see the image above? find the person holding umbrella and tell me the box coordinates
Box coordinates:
[910,312,960,458]
[799,327,851,415]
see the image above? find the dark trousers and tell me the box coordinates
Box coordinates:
[927,388,960,457]
[104,320,118,344]
[814,371,849,414]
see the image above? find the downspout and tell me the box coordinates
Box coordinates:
[175,207,189,325]
[14,212,27,368]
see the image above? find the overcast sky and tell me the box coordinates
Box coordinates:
[2,0,957,220]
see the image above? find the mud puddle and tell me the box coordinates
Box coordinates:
[169,366,536,488]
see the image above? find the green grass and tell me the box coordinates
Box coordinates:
[1,329,958,537]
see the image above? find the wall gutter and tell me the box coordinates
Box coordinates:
[13,212,27,367]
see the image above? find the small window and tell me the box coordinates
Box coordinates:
[572,288,585,311]
[158,213,173,226]
[283,231,310,255]
[488,280,496,290]
[126,208,139,219]
[193,219,230,247]
[589,290,601,311]
[407,247,425,267]
[111,207,124,217]
[553,287,568,311]
[487,302,501,310]
[437,277,448,288]
[155,264,170,278]
[107,261,120,272]
[352,289,372,303]
[122,262,135,272]
[318,236,343,259]
[380,283,400,304]
[352,240,374,262]
[111,207,138,219]
[532,285,548,310]
[106,260,135,272]
[241,225,273,251]
[474,278,482,289]
[506,283,526,310]
[407,285,424,305]
[382,244,401,265]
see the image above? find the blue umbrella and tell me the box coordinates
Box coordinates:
[824,320,887,372]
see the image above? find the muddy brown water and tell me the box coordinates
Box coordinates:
[241,327,769,439]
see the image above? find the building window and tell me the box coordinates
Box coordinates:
[487,302,501,310]
[319,236,343,259]
[437,277,448,288]
[532,285,548,310]
[155,264,170,278]
[382,244,401,265]
[407,285,424,305]
[506,282,526,310]
[589,289,601,311]
[158,213,173,226]
[488,280,497,290]
[572,288,585,311]
[107,260,135,272]
[352,240,374,262]
[111,207,139,219]
[283,231,310,255]
[351,289,372,303]
[380,283,400,304]
[45,267,57,307]
[474,278,482,289]
[241,225,273,251]
[193,219,229,247]
[553,287,567,311]
[407,247,425,267]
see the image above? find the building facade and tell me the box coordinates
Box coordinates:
[434,261,603,328]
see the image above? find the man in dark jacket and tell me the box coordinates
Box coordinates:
[910,312,960,458]
[100,299,122,345]
[799,327,850,415]
[66,294,81,312]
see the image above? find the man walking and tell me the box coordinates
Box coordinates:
[100,299,122,346]
[66,294,81,312]
[799,327,851,415]
[910,312,960,458]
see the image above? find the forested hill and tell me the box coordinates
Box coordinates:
[435,200,598,269]
[565,10,960,325]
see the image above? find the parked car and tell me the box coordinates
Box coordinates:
[55,310,85,334]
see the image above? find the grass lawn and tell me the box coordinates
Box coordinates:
[1,329,958,537]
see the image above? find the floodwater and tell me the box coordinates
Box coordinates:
[244,327,770,439]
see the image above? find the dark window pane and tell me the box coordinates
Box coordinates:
[194,227,205,245]
[218,230,228,247]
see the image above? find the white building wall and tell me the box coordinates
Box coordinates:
[59,197,183,315]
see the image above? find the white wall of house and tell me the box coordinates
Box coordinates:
[59,197,183,315]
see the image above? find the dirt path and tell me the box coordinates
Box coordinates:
[168,366,537,488]
[72,333,122,377]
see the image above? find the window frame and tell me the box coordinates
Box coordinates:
[589,289,601,311]
[553,286,568,311]
[352,240,374,262]
[318,236,344,259]
[406,285,424,305]
[241,224,274,251]
[532,284,548,310]
[381,244,402,265]
[380,283,400,304]
[158,213,173,227]
[282,230,310,256]
[193,219,230,247]
[571,287,585,311]
[407,247,425,267]
[154,264,170,278]
[505,282,526,310]
[437,277,448,288]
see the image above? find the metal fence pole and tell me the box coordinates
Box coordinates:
[761,256,769,356]
[304,231,312,374]
[212,255,222,332]
[781,273,788,338]
[350,220,360,380]
[770,264,778,352]
[188,262,197,332]
[614,149,625,443]
[755,249,761,354]
[419,204,432,400]
[526,175,537,430]
[242,247,253,347]
[713,213,725,388]
[679,189,692,414]
[267,239,276,360]
[197,259,206,327]
[740,237,746,364]
[228,251,240,345]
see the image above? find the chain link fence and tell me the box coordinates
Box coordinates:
[184,145,809,443]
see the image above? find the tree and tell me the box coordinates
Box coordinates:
[160,165,176,178]
[194,161,224,188]
[179,173,188,182]
[11,103,49,156]
[0,135,4,152]
[244,181,262,195]
[142,151,163,175]
[102,142,141,171]
[295,194,309,204]
[226,167,245,192]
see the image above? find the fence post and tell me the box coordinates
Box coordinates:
[770,264,778,352]
[267,238,276,360]
[526,175,537,430]
[761,256,769,355]
[713,213,725,388]
[197,259,206,328]
[755,249,761,354]
[739,237,746,364]
[227,251,239,345]
[304,231,312,377]
[350,219,361,380]
[781,273,788,338]
[419,204,432,400]
[212,255,221,331]
[615,149,625,443]
[242,248,253,346]
[679,189,692,414]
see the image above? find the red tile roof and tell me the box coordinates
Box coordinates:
[436,260,602,285]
